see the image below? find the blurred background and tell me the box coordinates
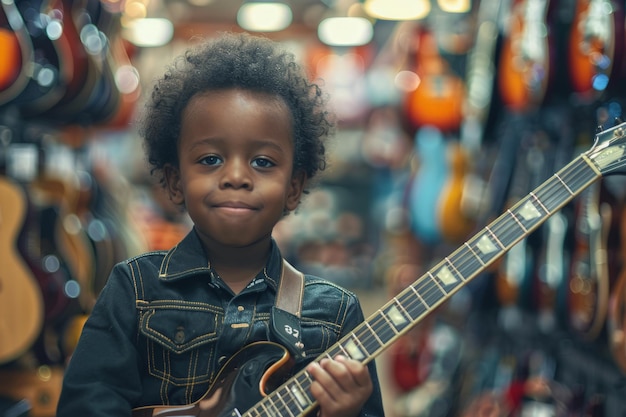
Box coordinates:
[2,0,626,415]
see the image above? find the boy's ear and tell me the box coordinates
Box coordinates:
[163,163,184,205]
[285,171,307,212]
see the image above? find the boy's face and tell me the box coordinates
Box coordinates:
[165,89,305,249]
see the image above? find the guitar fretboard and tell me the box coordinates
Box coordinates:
[242,154,602,417]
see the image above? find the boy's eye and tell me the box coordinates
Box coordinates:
[200,155,222,166]
[251,157,275,168]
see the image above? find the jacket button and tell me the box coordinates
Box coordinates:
[175,327,185,344]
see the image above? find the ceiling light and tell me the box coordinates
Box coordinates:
[317,17,373,46]
[124,18,174,47]
[237,1,293,32]
[364,0,431,20]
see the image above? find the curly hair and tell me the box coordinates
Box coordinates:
[138,31,334,187]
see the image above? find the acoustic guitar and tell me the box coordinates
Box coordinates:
[0,175,44,364]
[133,122,626,417]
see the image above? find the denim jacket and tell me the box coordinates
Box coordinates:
[57,229,385,416]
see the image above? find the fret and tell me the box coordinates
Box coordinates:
[344,333,367,360]
[261,401,271,416]
[464,242,485,266]
[467,229,501,265]
[289,383,311,411]
[275,391,295,417]
[380,311,401,335]
[408,282,428,307]
[364,321,384,347]
[564,156,600,191]
[448,246,482,284]
[292,374,315,408]
[529,192,549,214]
[370,311,398,344]
[554,173,573,194]
[400,280,437,314]
[509,197,545,232]
[535,179,570,213]
[266,397,281,416]
[489,210,526,248]
[429,258,463,293]
[426,271,447,296]
[381,297,411,331]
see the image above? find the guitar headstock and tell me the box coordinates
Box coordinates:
[588,121,626,177]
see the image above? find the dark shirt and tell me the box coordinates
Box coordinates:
[57,229,385,416]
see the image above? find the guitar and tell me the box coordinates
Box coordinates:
[402,25,465,134]
[0,0,32,106]
[0,175,44,364]
[407,126,449,244]
[497,0,556,112]
[11,0,72,116]
[133,123,626,417]
[568,0,625,99]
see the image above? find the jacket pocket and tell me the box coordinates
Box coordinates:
[139,302,222,384]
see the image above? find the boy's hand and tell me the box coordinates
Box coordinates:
[307,355,373,417]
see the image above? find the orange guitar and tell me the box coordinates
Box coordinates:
[0,0,31,106]
[403,25,465,134]
[497,0,556,112]
[568,0,625,99]
[0,175,44,364]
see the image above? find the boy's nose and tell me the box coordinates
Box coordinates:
[220,160,251,189]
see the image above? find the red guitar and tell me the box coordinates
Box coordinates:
[0,175,44,364]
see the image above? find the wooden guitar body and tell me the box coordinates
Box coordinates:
[132,342,297,417]
[0,176,44,364]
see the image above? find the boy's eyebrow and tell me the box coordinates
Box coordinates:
[188,137,287,153]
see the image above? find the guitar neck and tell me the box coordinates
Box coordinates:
[245,154,602,417]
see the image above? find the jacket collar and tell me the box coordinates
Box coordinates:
[157,228,283,291]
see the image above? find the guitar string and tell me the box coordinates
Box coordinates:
[256,149,621,416]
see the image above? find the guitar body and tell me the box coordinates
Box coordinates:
[568,0,625,98]
[0,0,32,105]
[497,0,555,112]
[0,176,44,364]
[437,141,476,243]
[12,0,72,116]
[403,27,464,134]
[132,342,298,417]
[407,126,449,244]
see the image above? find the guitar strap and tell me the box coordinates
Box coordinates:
[270,259,306,358]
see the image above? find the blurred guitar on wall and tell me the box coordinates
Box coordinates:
[568,0,626,101]
[497,0,557,112]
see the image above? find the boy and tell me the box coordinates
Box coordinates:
[56,32,385,417]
